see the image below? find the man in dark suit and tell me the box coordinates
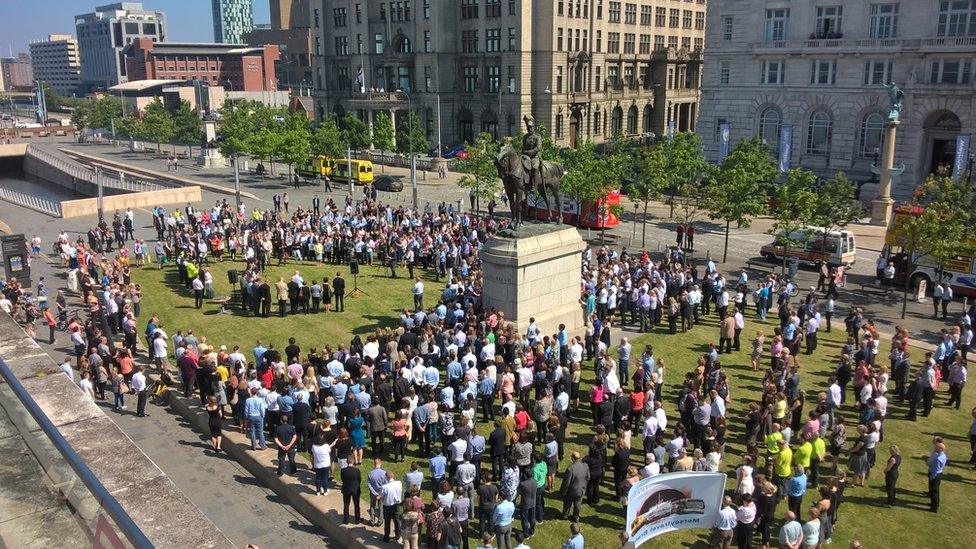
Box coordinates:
[312,194,321,216]
[341,462,362,524]
[560,451,589,523]
[259,281,272,317]
[272,193,281,212]
[287,279,299,314]
[332,272,346,312]
[517,469,538,537]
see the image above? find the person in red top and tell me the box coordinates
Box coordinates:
[629,390,646,427]
[43,307,57,344]
[514,405,530,432]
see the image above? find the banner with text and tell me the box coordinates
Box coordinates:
[625,472,726,547]
[952,133,971,180]
[779,124,793,173]
[718,123,731,162]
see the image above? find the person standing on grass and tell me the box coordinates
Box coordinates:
[883,445,901,507]
[927,438,947,513]
[381,470,404,543]
[712,495,736,549]
[561,522,584,549]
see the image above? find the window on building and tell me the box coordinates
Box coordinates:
[125,22,139,34]
[487,28,501,51]
[694,37,703,50]
[374,33,384,54]
[487,65,500,92]
[597,0,603,19]
[594,110,602,135]
[510,0,517,16]
[761,60,785,84]
[641,6,652,25]
[722,16,733,40]
[858,113,885,157]
[931,58,972,83]
[333,8,347,27]
[583,29,588,49]
[611,106,623,135]
[863,59,893,85]
[806,110,832,155]
[461,0,479,19]
[815,6,843,38]
[335,36,348,55]
[487,0,501,17]
[719,61,730,85]
[595,66,602,90]
[508,65,516,92]
[558,0,564,15]
[556,65,564,92]
[654,35,665,49]
[608,65,619,87]
[424,30,431,52]
[695,11,705,30]
[608,32,620,53]
[669,9,680,28]
[714,117,727,142]
[681,36,691,49]
[810,60,837,84]
[462,30,478,53]
[627,105,638,133]
[463,66,479,92]
[397,66,412,91]
[639,34,651,54]
[938,0,976,36]
[624,33,635,53]
[764,8,790,41]
[355,4,362,23]
[397,36,413,53]
[558,28,564,50]
[655,7,666,27]
[625,64,636,88]
[667,35,678,48]
[424,66,432,91]
[682,10,692,29]
[625,3,637,24]
[758,107,782,154]
[869,3,898,38]
[609,2,621,22]
[380,3,386,19]
[316,36,323,55]
[509,27,517,49]
[556,114,564,138]
[596,30,602,51]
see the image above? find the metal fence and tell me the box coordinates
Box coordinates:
[0,186,62,217]
[0,358,152,548]
[25,145,166,193]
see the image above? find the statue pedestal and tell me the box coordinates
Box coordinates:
[481,224,584,334]
[870,197,894,227]
[197,147,226,169]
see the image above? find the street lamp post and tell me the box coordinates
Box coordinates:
[233,155,242,210]
[94,166,104,223]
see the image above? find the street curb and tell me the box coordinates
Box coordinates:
[162,388,391,549]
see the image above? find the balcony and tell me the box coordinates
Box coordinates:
[345,91,409,109]
[750,37,923,55]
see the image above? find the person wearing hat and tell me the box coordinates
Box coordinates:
[521,115,542,191]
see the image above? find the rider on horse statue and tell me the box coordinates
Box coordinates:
[521,115,542,191]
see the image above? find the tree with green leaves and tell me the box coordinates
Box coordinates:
[396,111,430,156]
[455,132,501,213]
[310,115,343,159]
[767,168,819,274]
[138,100,175,154]
[278,113,312,180]
[371,111,395,152]
[809,171,863,263]
[661,132,710,219]
[559,139,627,228]
[887,174,975,317]
[705,137,777,262]
[217,100,257,159]
[341,113,371,151]
[627,146,668,248]
[170,100,201,156]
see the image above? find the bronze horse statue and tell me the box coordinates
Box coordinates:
[495,143,564,226]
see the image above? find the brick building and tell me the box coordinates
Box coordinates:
[123,39,280,92]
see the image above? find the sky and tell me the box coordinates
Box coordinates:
[0,0,270,55]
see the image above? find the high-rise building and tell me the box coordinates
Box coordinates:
[212,0,255,44]
[75,2,167,90]
[124,39,280,92]
[245,0,311,92]
[699,0,975,198]
[311,0,706,150]
[29,35,82,95]
[0,53,34,90]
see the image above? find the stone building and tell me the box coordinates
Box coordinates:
[698,0,976,199]
[29,35,82,95]
[311,0,705,151]
[244,0,313,93]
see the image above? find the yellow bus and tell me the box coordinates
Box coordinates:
[331,159,374,184]
[297,155,334,177]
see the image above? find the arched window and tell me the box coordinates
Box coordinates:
[611,106,623,136]
[481,109,498,139]
[627,105,638,134]
[393,35,411,53]
[806,110,832,155]
[642,104,653,133]
[758,107,782,155]
[858,112,885,157]
[458,108,474,144]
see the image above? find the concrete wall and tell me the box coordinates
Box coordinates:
[60,185,202,218]
[0,143,29,158]
[0,312,233,548]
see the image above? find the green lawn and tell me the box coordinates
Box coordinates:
[134,261,976,548]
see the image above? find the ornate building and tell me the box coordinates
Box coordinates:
[311,0,705,150]
[698,0,976,198]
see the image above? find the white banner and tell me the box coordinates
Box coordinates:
[625,472,726,547]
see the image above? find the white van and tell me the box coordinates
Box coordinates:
[761,227,857,267]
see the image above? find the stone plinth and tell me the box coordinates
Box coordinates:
[482,224,584,334]
[197,147,226,168]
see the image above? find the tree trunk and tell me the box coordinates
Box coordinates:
[641,200,649,248]
[901,252,911,319]
[723,220,730,263]
[781,244,789,276]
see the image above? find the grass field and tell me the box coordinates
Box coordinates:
[133,259,976,549]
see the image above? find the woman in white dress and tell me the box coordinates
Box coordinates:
[735,454,756,501]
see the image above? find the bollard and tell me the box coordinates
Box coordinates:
[706,249,710,261]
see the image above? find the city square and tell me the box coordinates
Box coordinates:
[1,2,975,549]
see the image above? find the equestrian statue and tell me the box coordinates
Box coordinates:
[494,115,564,227]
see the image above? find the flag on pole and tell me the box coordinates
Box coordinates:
[356,66,365,93]
[778,124,793,173]
[718,123,731,162]
[625,472,726,547]
[952,133,971,180]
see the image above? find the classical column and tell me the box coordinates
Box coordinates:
[389,109,397,150]
[367,110,375,150]
[870,119,899,226]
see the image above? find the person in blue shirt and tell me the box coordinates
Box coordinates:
[492,495,515,549]
[430,448,448,498]
[252,341,267,364]
[928,439,947,513]
[785,465,808,518]
[561,522,584,549]
[244,388,267,450]
[479,373,496,422]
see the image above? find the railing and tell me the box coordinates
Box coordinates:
[0,357,152,548]
[0,186,63,216]
[353,151,440,171]
[26,145,166,193]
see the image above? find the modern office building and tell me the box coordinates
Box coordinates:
[244,0,312,92]
[698,0,976,199]
[312,0,706,150]
[28,35,83,95]
[124,39,280,92]
[75,2,167,90]
[0,53,35,90]
[212,0,255,44]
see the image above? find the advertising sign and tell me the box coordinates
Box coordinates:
[625,472,726,547]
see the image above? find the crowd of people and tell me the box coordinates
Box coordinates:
[9,188,975,549]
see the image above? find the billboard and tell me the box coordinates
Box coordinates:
[625,471,726,547]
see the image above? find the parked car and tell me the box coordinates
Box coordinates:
[373,175,404,192]
[442,145,467,159]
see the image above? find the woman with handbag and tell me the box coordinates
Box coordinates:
[112,367,127,411]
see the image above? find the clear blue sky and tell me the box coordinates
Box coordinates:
[0,0,269,55]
